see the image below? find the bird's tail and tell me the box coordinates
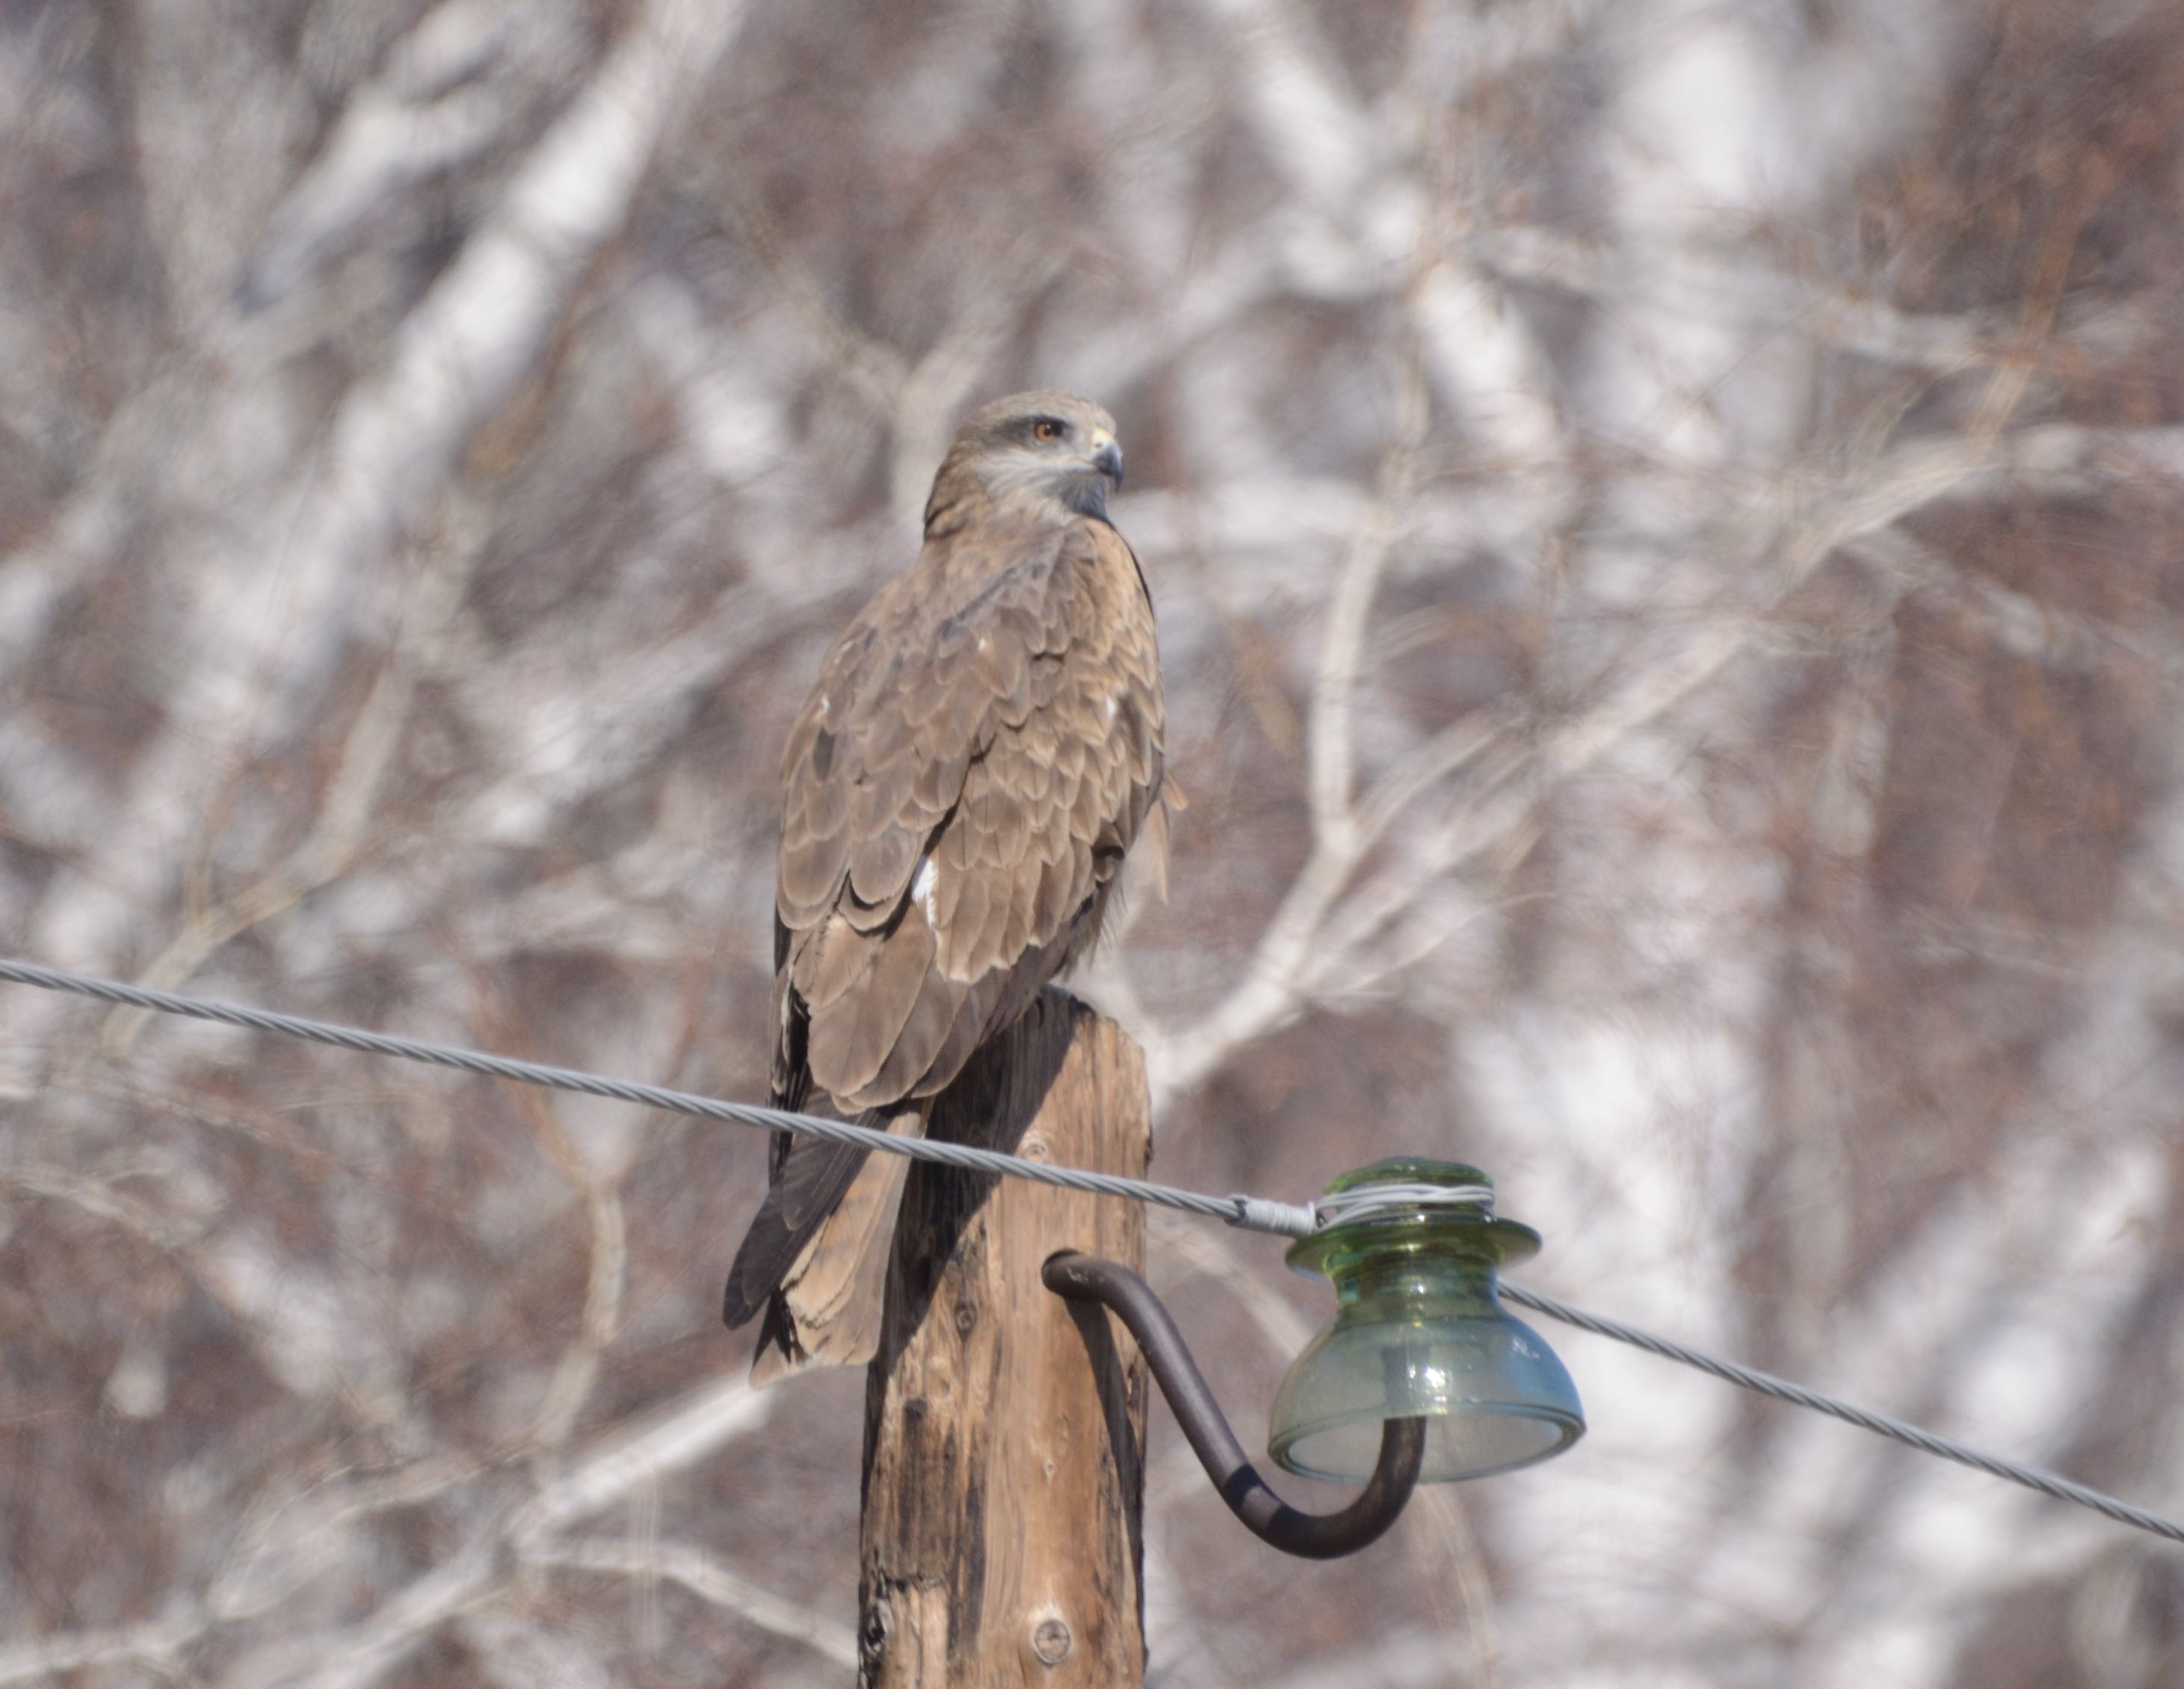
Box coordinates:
[722,1102,929,1386]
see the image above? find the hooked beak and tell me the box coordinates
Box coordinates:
[1089,429,1123,488]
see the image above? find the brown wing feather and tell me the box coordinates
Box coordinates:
[785,514,1162,1106]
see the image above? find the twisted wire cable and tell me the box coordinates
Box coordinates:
[1499,1282,2184,1546]
[3,956,2178,1547]
[0,957,1301,1233]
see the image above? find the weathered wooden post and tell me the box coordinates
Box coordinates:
[859,989,1150,1687]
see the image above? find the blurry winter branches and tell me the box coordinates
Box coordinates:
[4,0,2184,1684]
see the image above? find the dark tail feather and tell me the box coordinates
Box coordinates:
[721,1181,795,1329]
[748,1292,803,1376]
[721,1102,900,1329]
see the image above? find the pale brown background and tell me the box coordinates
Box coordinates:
[3,0,2183,1684]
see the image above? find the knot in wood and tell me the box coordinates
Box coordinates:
[860,1597,890,1671]
[1019,1132,1052,1163]
[952,1291,978,1338]
[1030,1612,1073,1667]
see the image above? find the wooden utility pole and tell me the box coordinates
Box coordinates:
[860,989,1150,1688]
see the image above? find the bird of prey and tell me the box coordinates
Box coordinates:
[722,390,1173,1383]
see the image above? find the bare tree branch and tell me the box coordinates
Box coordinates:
[529,1537,858,1667]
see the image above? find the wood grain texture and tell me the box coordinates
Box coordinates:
[860,992,1149,1688]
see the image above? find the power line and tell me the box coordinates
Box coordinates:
[1498,1285,2184,1546]
[1,956,2178,1548]
[0,957,1312,1236]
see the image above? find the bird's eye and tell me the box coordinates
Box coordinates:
[1031,419,1065,443]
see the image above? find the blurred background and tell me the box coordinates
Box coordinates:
[4,0,2183,1683]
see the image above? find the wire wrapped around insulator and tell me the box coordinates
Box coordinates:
[1042,1251,1425,1559]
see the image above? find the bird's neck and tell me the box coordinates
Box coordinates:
[923,458,1108,540]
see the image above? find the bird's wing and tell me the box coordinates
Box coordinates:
[784,513,1165,1111]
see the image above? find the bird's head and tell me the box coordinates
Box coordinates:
[928,390,1125,529]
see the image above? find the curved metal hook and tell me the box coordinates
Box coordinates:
[1043,1251,1424,1558]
